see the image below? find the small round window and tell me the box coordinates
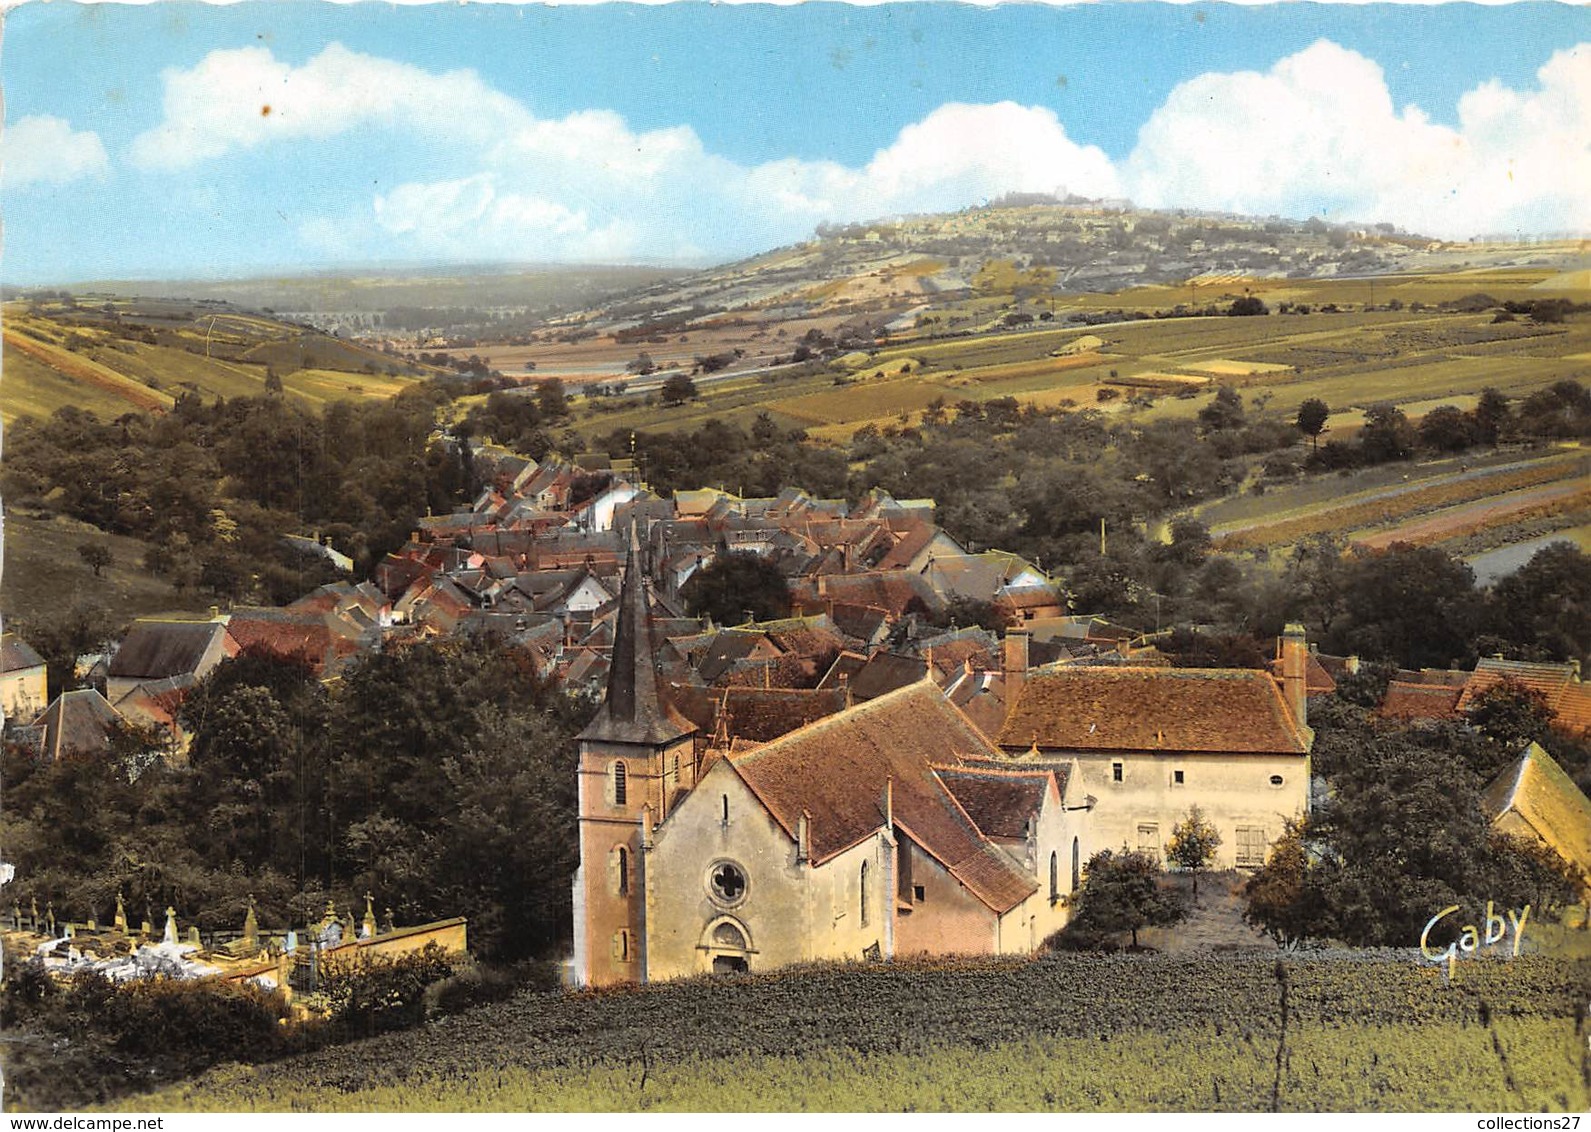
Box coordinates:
[706,860,749,908]
[1269,774,1285,787]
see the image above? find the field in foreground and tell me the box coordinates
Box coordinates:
[126,951,1590,1113]
[147,1018,1588,1112]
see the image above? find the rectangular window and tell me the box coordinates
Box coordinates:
[1173,769,1185,785]
[1236,827,1268,868]
[913,884,925,903]
[1112,762,1124,783]
[1137,824,1160,860]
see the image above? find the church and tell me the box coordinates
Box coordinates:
[571,527,1312,986]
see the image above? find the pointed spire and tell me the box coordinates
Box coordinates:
[579,521,694,746]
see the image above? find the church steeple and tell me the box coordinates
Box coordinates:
[579,521,693,746]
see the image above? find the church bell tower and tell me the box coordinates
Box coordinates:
[572,521,697,986]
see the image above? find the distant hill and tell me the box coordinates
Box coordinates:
[0,295,438,424]
[558,200,1587,335]
[8,263,684,343]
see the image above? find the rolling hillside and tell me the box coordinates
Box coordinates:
[0,296,440,424]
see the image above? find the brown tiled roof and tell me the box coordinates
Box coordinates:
[997,587,1063,611]
[108,620,231,682]
[1457,658,1588,736]
[875,520,938,570]
[849,652,929,702]
[997,667,1309,754]
[670,684,850,743]
[818,571,940,618]
[935,767,1051,840]
[1267,653,1338,696]
[817,650,868,691]
[0,634,45,674]
[1554,683,1591,738]
[1483,742,1591,888]
[1457,658,1580,713]
[34,689,122,760]
[226,609,364,676]
[1378,681,1464,722]
[914,629,999,682]
[828,602,891,644]
[945,670,1011,743]
[728,681,1038,912]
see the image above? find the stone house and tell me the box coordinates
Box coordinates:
[0,633,48,723]
[994,626,1315,870]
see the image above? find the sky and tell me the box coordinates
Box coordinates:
[3,1,1589,284]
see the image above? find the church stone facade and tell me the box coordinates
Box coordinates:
[572,527,1312,986]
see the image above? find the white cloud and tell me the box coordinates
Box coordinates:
[146,40,1590,262]
[5,115,110,190]
[130,43,527,169]
[1123,40,1591,238]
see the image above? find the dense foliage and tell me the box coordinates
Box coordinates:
[1243,704,1581,948]
[0,638,593,964]
[0,962,293,1110]
[1061,848,1190,949]
[679,551,793,625]
[2,388,468,605]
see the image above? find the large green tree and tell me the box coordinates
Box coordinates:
[680,552,792,626]
[1068,848,1190,949]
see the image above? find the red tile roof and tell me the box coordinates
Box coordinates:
[1378,681,1464,723]
[226,611,364,676]
[997,667,1310,754]
[670,684,850,743]
[1554,683,1591,738]
[935,766,1053,840]
[876,521,939,571]
[817,571,940,618]
[728,681,1039,913]
[1457,658,1580,713]
[1267,653,1338,697]
[1456,658,1589,737]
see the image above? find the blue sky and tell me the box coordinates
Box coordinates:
[4,2,1588,284]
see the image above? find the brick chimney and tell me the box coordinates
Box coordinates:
[1281,623,1308,729]
[1004,628,1030,698]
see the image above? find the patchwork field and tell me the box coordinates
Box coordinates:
[1,301,432,423]
[1207,450,1590,554]
[1352,478,1591,551]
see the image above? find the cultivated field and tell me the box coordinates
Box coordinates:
[1207,450,1590,554]
[125,950,1591,1112]
[1,301,432,423]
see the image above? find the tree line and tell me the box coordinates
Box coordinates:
[0,636,591,965]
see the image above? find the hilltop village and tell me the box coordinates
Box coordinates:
[5,443,1588,991]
